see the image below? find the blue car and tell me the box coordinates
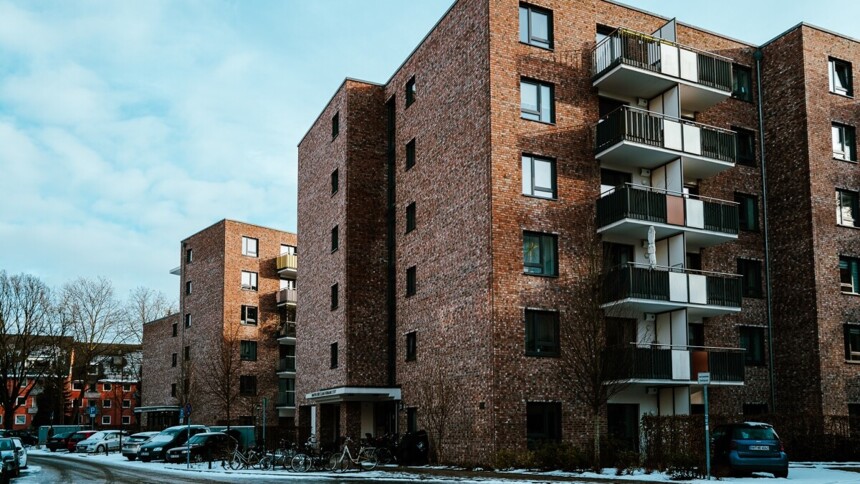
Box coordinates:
[712,422,789,478]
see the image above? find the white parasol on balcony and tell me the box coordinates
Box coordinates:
[647,226,657,269]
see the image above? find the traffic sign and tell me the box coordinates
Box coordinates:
[88,406,98,417]
[184,402,192,416]
[697,372,711,385]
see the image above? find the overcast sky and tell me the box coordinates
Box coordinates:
[1,0,858,301]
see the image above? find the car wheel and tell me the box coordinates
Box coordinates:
[97,445,105,453]
[127,456,136,461]
[774,469,788,478]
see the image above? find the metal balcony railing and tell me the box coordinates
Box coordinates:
[601,263,742,308]
[597,184,739,235]
[276,288,297,305]
[594,106,737,164]
[606,346,673,380]
[276,391,296,407]
[591,27,732,92]
[608,344,745,383]
[277,356,296,373]
[276,253,298,272]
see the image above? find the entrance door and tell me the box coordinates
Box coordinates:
[607,403,640,452]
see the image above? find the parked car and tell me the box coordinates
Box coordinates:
[67,430,97,452]
[76,430,128,453]
[138,425,209,462]
[121,432,159,460]
[0,439,20,478]
[0,430,37,447]
[712,422,789,478]
[46,430,76,452]
[165,432,237,463]
[9,438,25,471]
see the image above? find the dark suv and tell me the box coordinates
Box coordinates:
[138,425,209,462]
[712,422,789,478]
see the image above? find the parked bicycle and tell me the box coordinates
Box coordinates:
[365,433,397,465]
[223,445,263,470]
[272,439,298,470]
[328,436,378,472]
[290,436,331,472]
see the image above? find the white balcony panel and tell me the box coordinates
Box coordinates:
[674,386,691,414]
[669,271,688,302]
[672,349,691,380]
[661,44,679,77]
[664,120,684,152]
[682,124,702,155]
[679,49,698,83]
[689,274,708,304]
[686,198,705,229]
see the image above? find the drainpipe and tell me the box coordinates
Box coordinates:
[754,48,777,412]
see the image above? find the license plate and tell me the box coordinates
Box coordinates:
[749,445,769,451]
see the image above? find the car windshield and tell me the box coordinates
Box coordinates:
[150,429,181,443]
[187,434,207,445]
[733,427,777,440]
[88,432,107,441]
[73,433,92,440]
[0,440,12,451]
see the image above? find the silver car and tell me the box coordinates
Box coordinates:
[121,431,158,460]
[76,430,127,453]
[0,438,20,477]
[10,438,25,471]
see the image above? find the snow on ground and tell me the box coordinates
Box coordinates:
[26,448,860,483]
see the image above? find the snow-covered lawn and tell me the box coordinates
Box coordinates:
[27,448,860,483]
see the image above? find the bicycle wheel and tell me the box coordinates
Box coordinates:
[228,453,243,470]
[259,453,273,470]
[359,451,378,471]
[326,452,343,472]
[282,449,296,470]
[375,447,394,465]
[291,453,311,472]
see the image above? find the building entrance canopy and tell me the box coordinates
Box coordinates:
[305,386,401,404]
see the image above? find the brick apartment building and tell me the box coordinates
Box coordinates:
[139,219,298,434]
[297,0,858,464]
[69,348,142,430]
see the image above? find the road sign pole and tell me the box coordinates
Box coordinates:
[186,402,192,469]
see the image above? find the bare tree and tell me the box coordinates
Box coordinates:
[0,272,69,429]
[200,325,243,429]
[125,287,175,345]
[414,365,457,464]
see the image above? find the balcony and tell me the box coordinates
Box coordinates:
[594,106,737,179]
[276,254,297,278]
[277,321,296,344]
[597,184,738,248]
[607,345,744,385]
[601,263,742,319]
[276,391,296,408]
[277,356,296,375]
[591,27,732,112]
[276,288,297,306]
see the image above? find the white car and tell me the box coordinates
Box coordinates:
[10,437,26,470]
[76,430,128,453]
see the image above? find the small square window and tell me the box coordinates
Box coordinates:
[185,281,192,295]
[737,259,763,298]
[837,189,859,227]
[830,58,853,96]
[122,415,132,425]
[406,266,417,297]
[331,225,339,252]
[103,383,112,392]
[733,127,756,166]
[239,375,257,396]
[171,353,177,367]
[406,76,416,107]
[103,399,112,408]
[102,415,111,425]
[406,331,417,361]
[840,256,860,294]
[833,123,857,161]
[72,381,82,391]
[241,305,258,325]
[519,4,553,49]
[332,112,339,139]
[525,309,560,356]
[331,283,339,310]
[735,193,759,231]
[521,79,554,123]
[186,248,193,263]
[184,346,190,361]
[16,396,25,406]
[241,271,258,291]
[845,325,860,361]
[172,323,178,337]
[406,139,416,170]
[331,169,339,195]
[14,415,25,426]
[523,231,558,276]
[739,326,765,365]
[240,340,258,361]
[522,154,556,199]
[406,203,416,233]
[330,342,339,369]
[184,313,191,328]
[242,236,259,257]
[123,384,131,392]
[732,65,753,102]
[123,399,131,409]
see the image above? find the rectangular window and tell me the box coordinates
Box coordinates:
[171,383,177,397]
[241,271,258,291]
[172,323,178,337]
[122,415,131,425]
[406,76,416,107]
[239,376,257,396]
[184,346,190,361]
[525,309,560,356]
[406,408,417,433]
[523,231,558,276]
[185,280,192,295]
[406,266,417,297]
[840,256,860,294]
[519,3,553,49]
[242,236,259,257]
[522,154,556,199]
[406,202,416,233]
[520,79,554,123]
[99,415,109,425]
[332,112,339,139]
[123,384,131,392]
[526,402,562,449]
[16,397,25,406]
[241,305,258,325]
[833,123,857,161]
[14,415,25,426]
[406,331,417,361]
[240,340,258,361]
[732,65,753,102]
[736,193,759,231]
[406,138,416,170]
[331,225,339,252]
[739,326,765,365]
[733,127,756,166]
[171,353,177,367]
[103,383,112,391]
[844,325,860,361]
[186,248,193,263]
[330,342,338,369]
[331,169,339,194]
[829,58,853,96]
[184,313,192,328]
[837,189,859,227]
[737,259,763,298]
[72,381,82,391]
[331,283,339,310]
[103,399,111,408]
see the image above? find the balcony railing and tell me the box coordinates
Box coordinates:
[276,391,296,407]
[592,27,732,92]
[277,321,296,339]
[594,106,737,164]
[276,288,297,305]
[276,254,298,272]
[277,356,296,373]
[608,344,744,383]
[597,184,738,235]
[601,263,742,309]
